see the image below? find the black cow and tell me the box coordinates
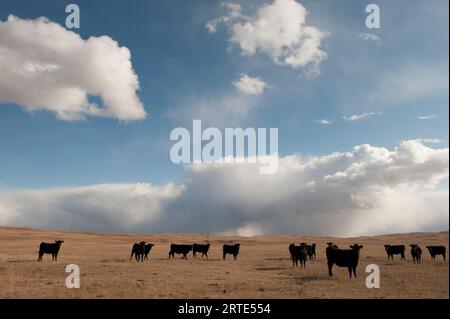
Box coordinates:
[304,243,316,260]
[37,240,64,261]
[410,244,422,264]
[289,243,308,268]
[144,243,154,260]
[169,244,193,259]
[193,243,210,259]
[426,246,446,261]
[223,243,240,260]
[384,244,405,261]
[326,244,363,278]
[130,241,146,262]
[327,242,338,249]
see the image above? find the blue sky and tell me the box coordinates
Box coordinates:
[0,0,448,235]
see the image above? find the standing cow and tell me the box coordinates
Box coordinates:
[223,243,240,260]
[130,241,146,262]
[410,244,422,264]
[304,243,316,260]
[426,246,446,261]
[326,244,363,278]
[37,240,64,261]
[169,244,193,259]
[193,243,210,259]
[289,243,308,268]
[384,244,405,261]
[143,243,154,260]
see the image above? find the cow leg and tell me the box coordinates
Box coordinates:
[328,262,333,276]
[348,267,352,278]
[130,252,134,260]
[353,267,357,278]
[55,253,58,261]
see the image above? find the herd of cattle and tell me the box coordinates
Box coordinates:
[36,240,446,279]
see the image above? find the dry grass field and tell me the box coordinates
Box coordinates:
[0,226,447,299]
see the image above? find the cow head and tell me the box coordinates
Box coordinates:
[300,242,307,246]
[326,242,334,247]
[410,244,418,248]
[55,240,64,245]
[384,244,391,251]
[146,243,154,248]
[350,244,363,254]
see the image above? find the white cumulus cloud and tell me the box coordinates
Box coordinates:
[0,140,448,236]
[233,73,268,95]
[0,15,146,121]
[206,0,328,75]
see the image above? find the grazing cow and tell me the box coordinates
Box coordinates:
[384,244,405,261]
[144,243,154,260]
[193,243,210,259]
[410,244,422,264]
[130,241,146,262]
[169,244,193,259]
[223,243,240,260]
[289,243,308,268]
[326,244,363,278]
[37,240,64,261]
[426,246,446,261]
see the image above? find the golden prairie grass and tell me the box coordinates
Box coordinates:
[0,226,447,298]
